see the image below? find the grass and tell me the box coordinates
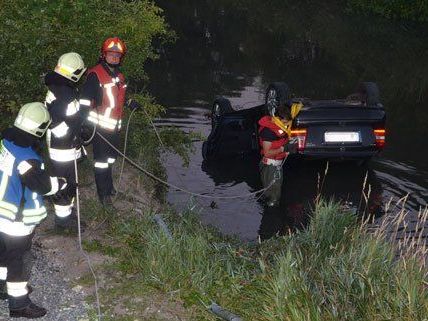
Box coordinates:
[81,198,428,320]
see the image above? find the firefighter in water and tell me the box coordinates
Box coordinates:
[45,52,87,231]
[258,94,293,210]
[80,37,139,206]
[0,103,68,318]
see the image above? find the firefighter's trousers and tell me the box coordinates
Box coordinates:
[259,162,283,207]
[50,160,76,219]
[92,128,120,198]
[0,231,34,309]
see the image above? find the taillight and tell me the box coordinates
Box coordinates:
[291,128,307,151]
[373,129,386,148]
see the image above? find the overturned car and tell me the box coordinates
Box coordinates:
[202,82,386,162]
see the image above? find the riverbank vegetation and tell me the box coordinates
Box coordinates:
[2,1,427,320]
[83,199,428,320]
[347,0,428,22]
[0,0,194,187]
[0,0,170,127]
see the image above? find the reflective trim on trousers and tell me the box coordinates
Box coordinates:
[0,267,7,280]
[7,282,28,297]
[49,147,82,162]
[54,203,72,218]
[94,162,109,169]
[0,218,35,236]
[107,158,116,164]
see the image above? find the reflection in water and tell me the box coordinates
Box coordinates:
[203,158,384,240]
[159,106,426,240]
[149,1,428,239]
[149,0,428,168]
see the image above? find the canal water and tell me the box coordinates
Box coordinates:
[146,1,428,240]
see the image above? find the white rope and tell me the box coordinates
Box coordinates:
[74,153,102,320]
[97,132,277,200]
[115,108,137,194]
[141,107,191,191]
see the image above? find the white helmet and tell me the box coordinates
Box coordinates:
[14,102,51,137]
[54,52,86,82]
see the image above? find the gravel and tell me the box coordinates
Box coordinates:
[0,238,90,321]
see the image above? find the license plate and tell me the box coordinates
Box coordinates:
[324,131,360,143]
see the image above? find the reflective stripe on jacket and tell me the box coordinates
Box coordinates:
[44,71,82,161]
[0,140,47,225]
[87,64,127,131]
[258,115,289,160]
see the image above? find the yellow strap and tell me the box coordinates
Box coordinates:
[272,102,304,136]
[272,116,292,136]
[290,102,303,119]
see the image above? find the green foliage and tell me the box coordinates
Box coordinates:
[0,1,194,201]
[347,0,428,21]
[0,0,168,116]
[92,201,428,320]
[259,202,427,321]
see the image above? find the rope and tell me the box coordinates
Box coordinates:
[73,153,102,320]
[97,132,276,200]
[141,107,191,190]
[115,108,137,194]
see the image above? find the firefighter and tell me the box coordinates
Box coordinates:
[258,95,293,210]
[0,102,68,318]
[45,52,87,231]
[80,37,139,206]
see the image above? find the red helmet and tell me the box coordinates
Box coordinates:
[101,37,127,63]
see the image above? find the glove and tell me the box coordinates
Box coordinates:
[81,123,96,146]
[63,181,78,198]
[284,137,298,154]
[127,99,141,111]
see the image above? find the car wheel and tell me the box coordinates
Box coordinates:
[212,97,233,128]
[357,82,381,106]
[265,82,290,114]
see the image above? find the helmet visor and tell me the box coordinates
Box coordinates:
[70,67,87,82]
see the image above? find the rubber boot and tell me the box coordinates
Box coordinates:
[99,195,115,211]
[9,303,47,318]
[9,294,46,319]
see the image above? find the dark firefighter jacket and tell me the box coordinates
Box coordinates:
[44,72,82,162]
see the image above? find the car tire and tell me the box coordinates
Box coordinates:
[265,82,290,111]
[357,82,381,106]
[212,97,233,128]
